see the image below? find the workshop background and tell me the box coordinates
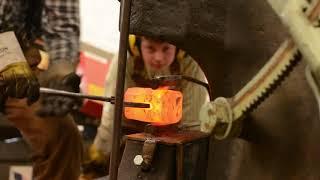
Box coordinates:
[0,0,120,179]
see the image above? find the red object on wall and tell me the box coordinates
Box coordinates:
[77,52,110,118]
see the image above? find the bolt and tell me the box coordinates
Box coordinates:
[134,155,143,166]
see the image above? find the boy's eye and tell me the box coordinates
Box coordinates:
[147,47,155,53]
[163,47,169,52]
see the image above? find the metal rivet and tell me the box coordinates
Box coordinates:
[134,155,143,166]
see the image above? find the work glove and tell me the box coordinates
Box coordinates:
[81,138,127,179]
[23,44,42,70]
[80,144,110,179]
[0,61,40,105]
[37,62,82,117]
[0,32,41,111]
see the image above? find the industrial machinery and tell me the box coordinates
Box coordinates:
[109,0,320,179]
[41,83,210,180]
[43,0,320,179]
[118,87,209,180]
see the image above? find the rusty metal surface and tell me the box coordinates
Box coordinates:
[176,145,184,180]
[214,1,320,179]
[119,135,209,180]
[128,0,320,179]
[141,139,157,171]
[118,140,176,180]
[231,1,320,121]
[127,130,209,145]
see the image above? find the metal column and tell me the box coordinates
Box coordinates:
[109,0,132,179]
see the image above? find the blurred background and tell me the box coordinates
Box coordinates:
[0,1,120,179]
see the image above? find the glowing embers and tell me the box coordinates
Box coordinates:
[124,87,183,125]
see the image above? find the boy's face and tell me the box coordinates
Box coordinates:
[140,37,176,71]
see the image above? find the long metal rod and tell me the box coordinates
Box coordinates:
[40,87,150,108]
[153,75,213,100]
[109,0,131,179]
[40,87,113,102]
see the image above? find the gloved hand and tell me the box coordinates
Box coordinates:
[37,62,82,117]
[81,144,110,179]
[0,32,42,112]
[0,61,40,105]
[23,44,42,70]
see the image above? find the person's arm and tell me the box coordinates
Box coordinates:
[179,57,210,130]
[36,0,82,117]
[94,56,119,155]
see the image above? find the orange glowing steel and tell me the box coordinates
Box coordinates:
[124,87,183,126]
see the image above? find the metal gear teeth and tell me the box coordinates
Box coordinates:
[242,50,302,115]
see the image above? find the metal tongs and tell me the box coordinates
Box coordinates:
[40,87,150,108]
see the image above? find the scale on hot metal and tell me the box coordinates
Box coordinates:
[118,87,209,180]
[41,83,210,180]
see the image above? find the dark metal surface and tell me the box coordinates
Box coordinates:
[176,145,184,180]
[109,0,132,179]
[119,140,176,180]
[129,0,226,96]
[119,132,209,180]
[141,139,157,171]
[123,102,150,109]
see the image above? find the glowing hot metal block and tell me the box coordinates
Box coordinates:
[124,87,183,125]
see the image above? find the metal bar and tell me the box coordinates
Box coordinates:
[123,102,150,108]
[109,0,132,179]
[40,87,113,102]
[176,144,184,180]
[153,75,213,100]
[181,75,213,100]
[40,87,150,108]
